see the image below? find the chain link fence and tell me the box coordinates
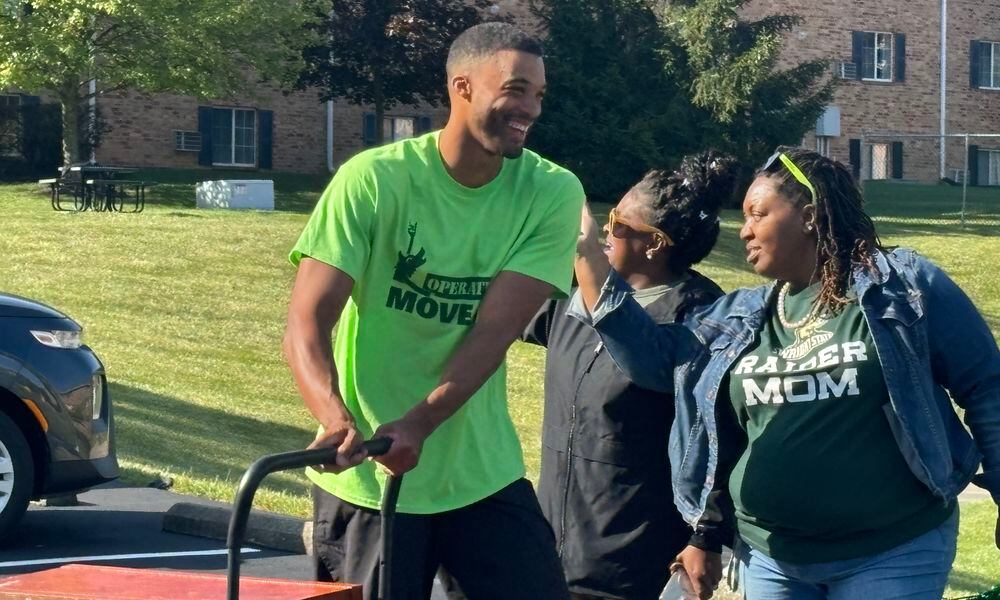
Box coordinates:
[859,132,1000,228]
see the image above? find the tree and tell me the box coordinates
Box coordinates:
[529,0,711,204]
[661,0,835,173]
[0,0,316,165]
[297,0,487,145]
[530,0,834,204]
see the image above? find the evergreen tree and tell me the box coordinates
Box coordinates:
[530,0,709,203]
[664,0,835,175]
[531,0,834,205]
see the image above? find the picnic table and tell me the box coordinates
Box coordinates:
[40,163,156,213]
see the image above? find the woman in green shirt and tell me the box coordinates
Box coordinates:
[572,147,1000,599]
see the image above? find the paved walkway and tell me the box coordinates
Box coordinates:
[959,482,992,503]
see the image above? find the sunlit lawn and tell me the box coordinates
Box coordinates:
[0,173,997,595]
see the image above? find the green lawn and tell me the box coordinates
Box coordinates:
[1,174,997,596]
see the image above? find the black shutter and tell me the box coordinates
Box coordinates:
[849,138,862,180]
[19,102,61,172]
[968,145,979,186]
[362,113,377,146]
[197,106,213,166]
[852,31,865,81]
[894,34,906,82]
[891,141,904,179]
[258,110,273,170]
[970,41,981,88]
[416,116,432,134]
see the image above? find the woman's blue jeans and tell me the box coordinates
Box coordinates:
[735,507,959,600]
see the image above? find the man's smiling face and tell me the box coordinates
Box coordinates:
[466,49,546,158]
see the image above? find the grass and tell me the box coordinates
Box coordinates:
[1,174,998,594]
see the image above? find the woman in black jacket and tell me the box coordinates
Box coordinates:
[523,152,735,599]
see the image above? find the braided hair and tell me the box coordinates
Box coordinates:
[758,146,886,315]
[630,150,736,273]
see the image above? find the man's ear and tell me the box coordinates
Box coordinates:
[451,74,472,103]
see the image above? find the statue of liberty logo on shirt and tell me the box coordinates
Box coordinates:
[393,222,427,293]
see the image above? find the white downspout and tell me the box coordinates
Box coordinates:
[326,100,335,173]
[939,0,947,179]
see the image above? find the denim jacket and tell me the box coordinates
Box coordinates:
[568,248,1000,531]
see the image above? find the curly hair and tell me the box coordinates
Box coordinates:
[758,146,886,314]
[629,150,737,273]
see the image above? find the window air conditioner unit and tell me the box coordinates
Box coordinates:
[835,61,857,80]
[174,130,202,152]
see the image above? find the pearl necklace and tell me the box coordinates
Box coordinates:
[776,282,821,329]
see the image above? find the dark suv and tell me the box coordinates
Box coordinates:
[0,293,118,538]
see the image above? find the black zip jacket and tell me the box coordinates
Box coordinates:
[523,271,724,600]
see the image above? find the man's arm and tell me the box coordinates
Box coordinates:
[283,257,366,471]
[372,271,556,475]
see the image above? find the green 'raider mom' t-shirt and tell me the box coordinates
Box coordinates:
[726,283,953,563]
[290,131,585,514]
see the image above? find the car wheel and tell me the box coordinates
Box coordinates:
[0,411,34,540]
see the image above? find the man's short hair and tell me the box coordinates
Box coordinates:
[446,22,543,75]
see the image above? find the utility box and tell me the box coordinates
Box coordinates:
[196,180,274,210]
[815,106,841,137]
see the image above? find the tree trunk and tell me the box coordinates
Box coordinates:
[374,74,385,144]
[58,81,81,167]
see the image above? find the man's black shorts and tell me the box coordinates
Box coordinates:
[312,478,570,600]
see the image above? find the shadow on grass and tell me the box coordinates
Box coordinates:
[948,570,1000,597]
[872,220,998,239]
[161,212,208,219]
[133,168,330,214]
[864,181,1000,238]
[110,382,314,496]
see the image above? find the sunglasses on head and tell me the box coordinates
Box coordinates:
[762,151,817,203]
[607,207,674,246]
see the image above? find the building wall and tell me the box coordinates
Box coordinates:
[96,86,329,174]
[96,86,455,175]
[742,0,1000,183]
[942,0,1000,178]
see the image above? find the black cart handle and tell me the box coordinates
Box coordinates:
[226,437,393,600]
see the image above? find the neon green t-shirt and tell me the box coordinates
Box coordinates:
[289,131,585,514]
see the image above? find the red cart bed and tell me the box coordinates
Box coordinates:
[0,564,362,600]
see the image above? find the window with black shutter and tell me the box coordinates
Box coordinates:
[860,31,894,82]
[973,41,1000,89]
[364,114,426,145]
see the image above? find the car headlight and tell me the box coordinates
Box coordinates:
[92,375,104,420]
[30,329,83,349]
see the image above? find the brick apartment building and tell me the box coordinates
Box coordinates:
[4,0,998,185]
[743,0,1000,185]
[63,0,532,177]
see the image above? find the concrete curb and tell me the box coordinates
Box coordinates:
[163,502,312,555]
[160,482,991,557]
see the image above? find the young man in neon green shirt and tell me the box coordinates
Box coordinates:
[284,23,584,599]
